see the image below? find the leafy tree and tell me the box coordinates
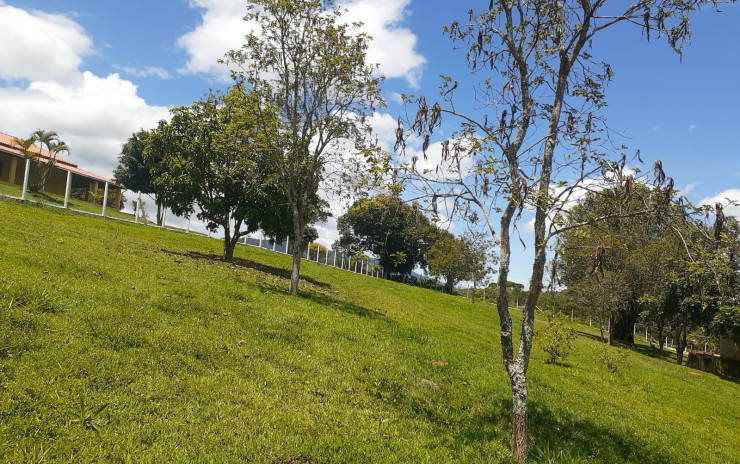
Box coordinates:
[13,130,68,193]
[337,195,436,277]
[224,0,383,294]
[113,129,166,226]
[147,85,283,261]
[427,231,495,296]
[384,2,731,461]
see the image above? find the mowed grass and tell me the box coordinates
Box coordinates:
[0,181,133,220]
[0,200,738,463]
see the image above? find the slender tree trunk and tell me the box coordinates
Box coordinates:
[510,372,528,463]
[676,327,688,365]
[658,327,665,351]
[289,207,305,295]
[610,302,638,343]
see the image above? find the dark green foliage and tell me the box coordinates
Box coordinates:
[337,194,437,277]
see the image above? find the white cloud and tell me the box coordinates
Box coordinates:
[0,3,93,84]
[119,66,172,80]
[0,5,170,178]
[176,0,426,86]
[339,0,426,87]
[688,124,697,131]
[176,0,249,81]
[680,181,701,195]
[699,189,740,219]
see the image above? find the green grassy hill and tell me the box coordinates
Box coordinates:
[1,201,738,463]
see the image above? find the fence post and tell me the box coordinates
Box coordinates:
[135,192,142,224]
[325,250,329,265]
[333,252,336,267]
[272,240,276,251]
[285,237,290,254]
[102,182,109,217]
[21,158,31,200]
[63,170,72,208]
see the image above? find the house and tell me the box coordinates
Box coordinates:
[0,131,122,207]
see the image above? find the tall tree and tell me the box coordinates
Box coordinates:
[337,194,436,277]
[225,0,383,294]
[385,2,732,461]
[113,129,166,226]
[147,86,283,261]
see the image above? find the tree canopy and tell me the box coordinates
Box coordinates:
[146,85,286,261]
[337,194,436,277]
[224,0,383,294]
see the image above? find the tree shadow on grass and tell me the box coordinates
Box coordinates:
[165,249,330,289]
[402,395,676,463]
[164,249,385,320]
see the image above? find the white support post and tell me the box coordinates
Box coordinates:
[102,182,109,217]
[272,241,276,251]
[633,323,637,337]
[306,242,310,259]
[333,252,336,267]
[135,192,142,224]
[645,327,648,341]
[325,250,329,265]
[259,236,263,248]
[315,248,320,263]
[285,237,290,254]
[341,254,344,269]
[21,158,31,200]
[63,170,72,208]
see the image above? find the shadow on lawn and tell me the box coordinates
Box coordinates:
[433,397,676,464]
[165,249,385,320]
[166,249,330,289]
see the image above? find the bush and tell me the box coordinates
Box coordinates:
[596,343,630,373]
[537,315,577,364]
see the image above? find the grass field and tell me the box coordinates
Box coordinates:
[0,181,133,221]
[1,200,738,463]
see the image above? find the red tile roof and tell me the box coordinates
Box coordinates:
[0,131,120,187]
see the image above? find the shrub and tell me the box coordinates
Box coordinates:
[537,315,577,364]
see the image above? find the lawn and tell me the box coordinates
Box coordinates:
[0,200,738,463]
[0,181,134,221]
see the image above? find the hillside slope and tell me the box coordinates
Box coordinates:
[0,201,738,463]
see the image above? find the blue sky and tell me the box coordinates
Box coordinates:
[1,0,738,284]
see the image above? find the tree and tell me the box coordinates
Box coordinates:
[427,231,495,296]
[224,0,383,294]
[13,130,68,193]
[113,129,166,226]
[147,85,283,261]
[385,2,730,461]
[337,194,436,277]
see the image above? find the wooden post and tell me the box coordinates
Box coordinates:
[102,182,109,217]
[63,170,72,208]
[21,158,31,200]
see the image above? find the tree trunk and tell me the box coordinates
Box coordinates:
[510,372,528,463]
[610,303,638,343]
[289,210,304,295]
[676,327,688,365]
[658,327,665,351]
[443,279,454,294]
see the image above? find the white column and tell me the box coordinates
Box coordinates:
[63,170,72,208]
[21,158,31,200]
[135,192,142,224]
[306,242,311,258]
[325,250,329,265]
[285,237,290,254]
[341,254,344,269]
[101,182,109,217]
[333,252,336,267]
[272,241,276,251]
[161,207,166,228]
